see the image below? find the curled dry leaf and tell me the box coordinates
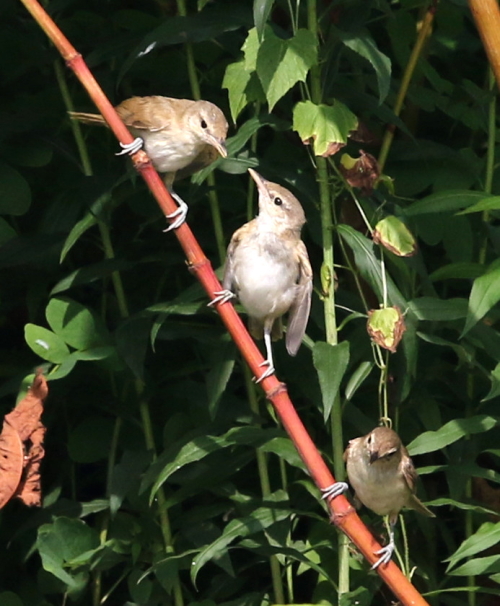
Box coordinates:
[339,150,380,195]
[367,306,406,353]
[373,215,417,257]
[0,372,48,508]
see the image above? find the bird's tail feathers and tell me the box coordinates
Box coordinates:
[68,111,106,126]
[248,317,282,342]
[409,494,435,518]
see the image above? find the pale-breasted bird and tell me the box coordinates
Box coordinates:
[322,426,434,569]
[211,169,312,383]
[70,96,228,230]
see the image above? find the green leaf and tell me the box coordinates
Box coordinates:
[0,161,31,215]
[50,259,134,295]
[206,335,236,419]
[24,324,71,364]
[409,297,468,321]
[243,26,259,71]
[373,215,417,257]
[222,59,265,122]
[345,361,374,401]
[0,592,23,606]
[37,517,99,592]
[462,264,500,336]
[253,0,274,39]
[456,196,500,215]
[483,363,500,402]
[407,415,498,455]
[191,502,291,584]
[0,218,17,245]
[448,555,500,577]
[256,29,318,110]
[338,31,391,103]
[446,522,500,571]
[293,100,358,156]
[402,190,489,216]
[128,569,153,604]
[312,341,350,422]
[46,297,109,350]
[430,262,485,282]
[337,224,407,309]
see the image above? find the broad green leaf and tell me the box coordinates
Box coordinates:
[60,210,97,263]
[256,29,318,110]
[402,190,489,216]
[345,361,374,401]
[457,196,500,215]
[115,316,152,380]
[191,503,291,584]
[430,262,485,282]
[337,224,407,309]
[312,341,349,422]
[253,0,274,39]
[0,161,31,215]
[24,324,70,364]
[259,437,305,471]
[243,26,259,71]
[46,297,109,350]
[373,216,417,256]
[407,415,498,455]
[293,100,358,156]
[446,522,500,571]
[462,264,500,336]
[128,569,153,604]
[338,31,391,103]
[409,297,468,321]
[0,218,17,245]
[448,555,500,577]
[425,497,499,517]
[37,517,99,592]
[0,592,23,606]
[50,259,133,295]
[222,60,265,121]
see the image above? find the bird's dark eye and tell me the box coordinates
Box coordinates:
[274,197,282,206]
[201,119,208,129]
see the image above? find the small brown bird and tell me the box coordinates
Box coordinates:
[70,96,228,230]
[322,426,434,568]
[211,169,312,382]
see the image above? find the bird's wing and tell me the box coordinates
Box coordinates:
[401,447,418,494]
[286,240,312,356]
[222,222,253,292]
[117,96,180,132]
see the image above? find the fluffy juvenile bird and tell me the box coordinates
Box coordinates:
[70,96,228,230]
[322,426,434,568]
[211,169,312,383]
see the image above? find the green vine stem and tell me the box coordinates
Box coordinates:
[176,0,226,264]
[243,364,286,604]
[378,4,436,172]
[55,59,184,606]
[307,0,349,599]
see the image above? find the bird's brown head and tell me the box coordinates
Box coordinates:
[365,426,402,465]
[248,169,306,232]
[186,101,228,158]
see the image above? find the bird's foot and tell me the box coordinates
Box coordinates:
[321,482,349,501]
[253,359,275,384]
[116,137,144,156]
[372,539,394,569]
[208,289,236,307]
[164,193,188,232]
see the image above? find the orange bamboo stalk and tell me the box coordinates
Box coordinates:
[18,0,431,603]
[469,0,500,91]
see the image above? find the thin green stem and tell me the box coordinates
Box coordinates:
[176,0,226,263]
[244,365,285,604]
[378,6,435,172]
[307,0,349,598]
[479,68,496,264]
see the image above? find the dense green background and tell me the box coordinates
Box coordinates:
[2,0,500,604]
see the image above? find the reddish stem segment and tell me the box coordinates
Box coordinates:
[469,0,500,91]
[18,0,431,603]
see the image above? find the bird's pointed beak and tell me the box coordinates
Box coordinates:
[208,136,227,158]
[369,450,380,464]
[248,168,268,197]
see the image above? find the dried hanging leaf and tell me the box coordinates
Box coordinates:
[373,215,417,257]
[0,372,48,508]
[367,306,406,353]
[339,150,380,195]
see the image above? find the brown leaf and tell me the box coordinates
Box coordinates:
[339,150,380,195]
[367,306,406,353]
[0,372,48,508]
